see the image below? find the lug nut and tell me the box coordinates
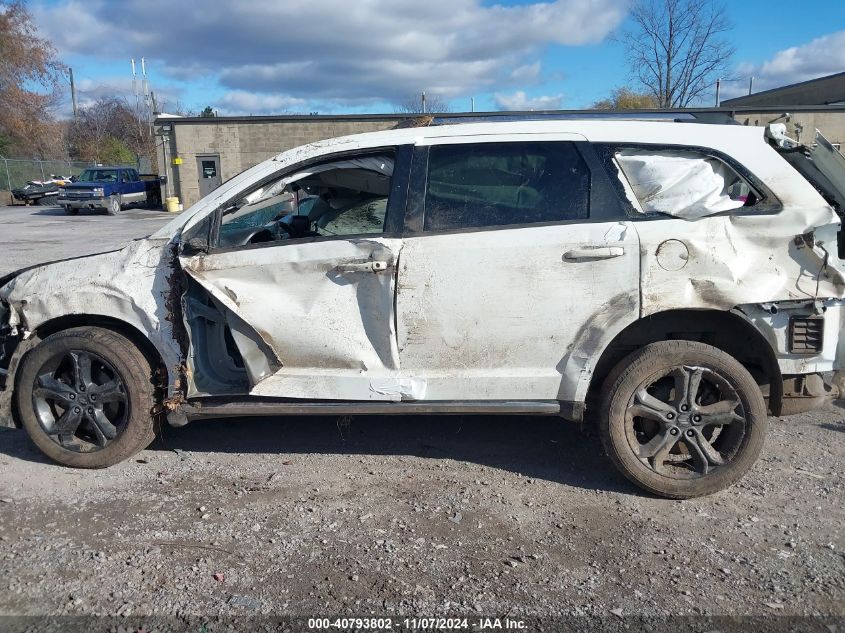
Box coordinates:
[69,394,76,400]
[79,385,86,392]
[693,415,702,423]
[73,407,80,414]
[666,412,675,420]
[90,394,97,402]
[87,407,94,414]
[686,429,695,437]
[670,428,679,436]
[680,404,689,412]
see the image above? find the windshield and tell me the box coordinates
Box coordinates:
[78,169,119,182]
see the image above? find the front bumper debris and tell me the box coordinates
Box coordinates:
[0,301,19,391]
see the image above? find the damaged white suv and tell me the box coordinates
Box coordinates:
[2,119,845,498]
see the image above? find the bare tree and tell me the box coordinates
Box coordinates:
[67,98,153,165]
[394,93,451,114]
[156,96,196,118]
[620,0,734,107]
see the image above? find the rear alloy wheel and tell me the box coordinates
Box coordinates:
[599,340,767,499]
[107,195,121,215]
[15,327,158,467]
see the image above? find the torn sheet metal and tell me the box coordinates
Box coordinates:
[179,237,404,401]
[736,300,845,374]
[612,123,845,319]
[615,149,745,218]
[0,240,184,396]
[369,376,427,400]
[636,204,845,318]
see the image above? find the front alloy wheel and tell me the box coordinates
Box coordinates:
[16,327,158,467]
[32,350,129,451]
[599,340,767,499]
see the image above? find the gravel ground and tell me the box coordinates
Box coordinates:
[0,203,843,632]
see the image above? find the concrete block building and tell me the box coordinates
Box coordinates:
[722,71,845,153]
[155,114,405,207]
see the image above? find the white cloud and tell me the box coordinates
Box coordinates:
[217,91,308,115]
[50,75,183,117]
[494,90,564,110]
[508,62,543,84]
[722,30,845,99]
[32,0,626,111]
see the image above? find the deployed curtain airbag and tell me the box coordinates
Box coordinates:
[615,149,745,219]
[246,156,394,205]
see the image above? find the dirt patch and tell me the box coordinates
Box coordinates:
[0,408,842,628]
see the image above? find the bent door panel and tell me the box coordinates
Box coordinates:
[181,237,402,400]
[395,138,640,401]
[396,222,639,400]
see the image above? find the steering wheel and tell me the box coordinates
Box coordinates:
[277,219,295,238]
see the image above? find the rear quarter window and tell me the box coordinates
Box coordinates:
[594,144,774,220]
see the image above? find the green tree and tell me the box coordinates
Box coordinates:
[200,106,215,118]
[98,136,135,165]
[592,87,660,110]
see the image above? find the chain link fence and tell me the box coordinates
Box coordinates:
[0,156,102,192]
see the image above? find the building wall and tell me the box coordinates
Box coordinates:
[732,111,845,148]
[165,118,402,207]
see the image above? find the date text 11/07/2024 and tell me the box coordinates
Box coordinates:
[307,617,528,630]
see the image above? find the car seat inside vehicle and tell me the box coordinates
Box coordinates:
[217,155,393,247]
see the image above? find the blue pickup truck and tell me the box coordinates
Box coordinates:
[57,167,164,215]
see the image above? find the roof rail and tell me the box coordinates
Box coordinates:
[428,110,738,126]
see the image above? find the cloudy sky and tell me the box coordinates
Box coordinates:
[30,0,845,116]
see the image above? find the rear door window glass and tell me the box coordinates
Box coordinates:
[423,142,590,231]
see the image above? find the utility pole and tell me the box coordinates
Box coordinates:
[471,97,475,113]
[421,91,426,114]
[68,67,78,119]
[748,76,754,95]
[715,78,721,107]
[131,58,138,98]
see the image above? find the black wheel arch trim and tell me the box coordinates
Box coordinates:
[0,316,170,429]
[586,308,783,418]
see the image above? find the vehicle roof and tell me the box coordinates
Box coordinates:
[156,118,812,241]
[271,119,766,163]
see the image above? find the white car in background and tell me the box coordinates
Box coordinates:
[1,118,844,499]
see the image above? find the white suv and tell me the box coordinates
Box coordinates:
[2,119,844,498]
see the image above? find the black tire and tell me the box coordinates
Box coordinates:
[63,206,78,216]
[598,340,767,499]
[148,190,162,210]
[15,327,158,468]
[107,195,121,215]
